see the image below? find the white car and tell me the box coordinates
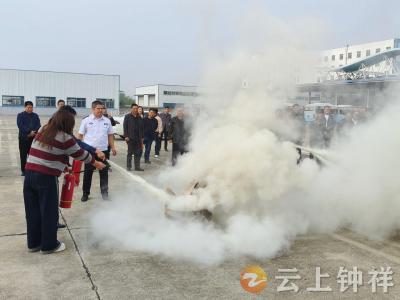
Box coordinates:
[112,115,125,139]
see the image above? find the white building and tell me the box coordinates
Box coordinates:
[0,68,120,115]
[320,38,400,69]
[135,84,198,108]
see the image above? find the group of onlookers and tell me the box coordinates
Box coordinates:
[276,104,373,148]
[123,104,190,170]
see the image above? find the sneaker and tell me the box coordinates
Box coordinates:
[102,193,110,200]
[81,194,89,202]
[28,246,41,253]
[41,242,66,254]
[127,167,132,171]
[135,167,144,171]
[155,155,159,158]
[145,160,151,164]
[58,223,66,229]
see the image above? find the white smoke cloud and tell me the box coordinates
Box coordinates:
[89,5,400,265]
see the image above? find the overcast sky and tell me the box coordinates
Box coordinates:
[1,0,399,94]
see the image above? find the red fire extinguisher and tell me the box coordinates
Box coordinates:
[72,160,83,187]
[60,172,75,209]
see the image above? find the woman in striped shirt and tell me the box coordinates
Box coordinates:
[24,109,105,254]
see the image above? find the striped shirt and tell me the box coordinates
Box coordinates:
[25,130,95,176]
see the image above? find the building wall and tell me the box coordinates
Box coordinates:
[135,84,198,108]
[0,69,120,115]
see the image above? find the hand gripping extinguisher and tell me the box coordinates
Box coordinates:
[60,170,75,209]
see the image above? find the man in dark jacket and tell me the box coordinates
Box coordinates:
[103,108,118,126]
[143,108,158,164]
[168,107,189,166]
[123,104,144,171]
[318,106,336,148]
[17,101,41,176]
[159,107,172,151]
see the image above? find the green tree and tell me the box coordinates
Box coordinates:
[119,91,135,107]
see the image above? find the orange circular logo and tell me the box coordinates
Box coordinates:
[240,265,267,294]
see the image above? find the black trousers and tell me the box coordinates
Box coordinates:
[172,143,187,166]
[162,130,169,150]
[23,170,59,251]
[19,137,33,172]
[82,150,110,196]
[154,134,162,155]
[127,140,142,169]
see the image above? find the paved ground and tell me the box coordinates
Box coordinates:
[1,114,400,299]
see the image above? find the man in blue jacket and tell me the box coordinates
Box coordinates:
[17,101,41,176]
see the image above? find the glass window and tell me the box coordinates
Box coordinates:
[348,52,352,59]
[97,98,114,109]
[138,95,144,106]
[366,49,371,57]
[67,97,86,108]
[376,48,381,54]
[36,96,56,107]
[163,91,197,97]
[148,95,156,106]
[386,46,392,51]
[357,51,361,58]
[2,95,24,106]
[331,55,335,61]
[339,54,344,60]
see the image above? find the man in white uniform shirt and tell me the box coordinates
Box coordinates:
[78,100,117,201]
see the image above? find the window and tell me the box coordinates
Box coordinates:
[339,54,344,60]
[36,96,56,107]
[2,95,24,106]
[331,55,335,61]
[163,91,198,97]
[357,51,361,58]
[97,98,114,109]
[376,48,381,54]
[138,95,144,106]
[366,49,371,57]
[348,52,352,59]
[67,97,86,108]
[324,56,328,62]
[386,46,392,51]
[148,95,156,106]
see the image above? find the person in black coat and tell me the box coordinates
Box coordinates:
[168,107,189,166]
[123,104,144,171]
[143,108,158,164]
[17,101,41,176]
[318,106,336,148]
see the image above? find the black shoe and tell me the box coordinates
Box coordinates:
[58,223,66,229]
[164,149,168,152]
[145,160,151,164]
[81,194,89,202]
[127,167,132,171]
[21,171,25,176]
[102,193,110,200]
[135,167,144,171]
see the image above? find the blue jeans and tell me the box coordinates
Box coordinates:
[23,170,59,251]
[144,137,154,161]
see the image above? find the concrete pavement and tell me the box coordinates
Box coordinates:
[1,114,400,299]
